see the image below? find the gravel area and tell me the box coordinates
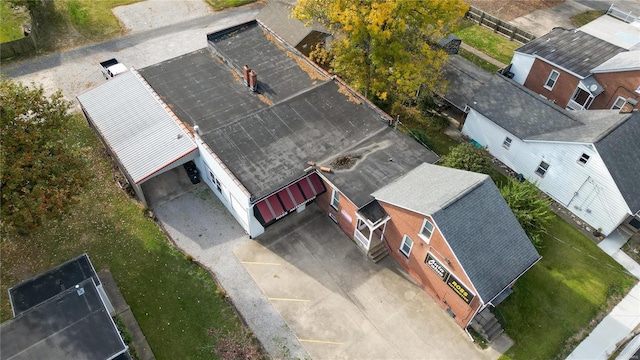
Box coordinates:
[153,187,308,360]
[112,0,214,33]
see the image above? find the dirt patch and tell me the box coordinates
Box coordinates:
[465,0,563,21]
[623,233,640,263]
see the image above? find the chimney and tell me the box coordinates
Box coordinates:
[242,65,251,86]
[620,98,638,114]
[249,70,258,92]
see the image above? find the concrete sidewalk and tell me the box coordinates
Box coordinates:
[567,283,640,360]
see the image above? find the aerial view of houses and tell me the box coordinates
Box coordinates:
[1,0,639,359]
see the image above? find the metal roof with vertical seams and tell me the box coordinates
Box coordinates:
[77,71,197,184]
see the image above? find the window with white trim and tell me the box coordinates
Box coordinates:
[399,235,413,258]
[330,189,340,210]
[611,96,626,110]
[544,70,559,90]
[503,137,512,149]
[636,85,640,95]
[535,161,549,177]
[420,219,435,240]
[578,153,590,165]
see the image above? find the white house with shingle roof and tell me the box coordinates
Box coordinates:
[463,75,640,236]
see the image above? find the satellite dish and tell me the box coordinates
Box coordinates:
[589,84,598,92]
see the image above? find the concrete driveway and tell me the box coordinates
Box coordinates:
[236,205,502,359]
[155,183,504,359]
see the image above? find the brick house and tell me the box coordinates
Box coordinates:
[507,27,640,111]
[371,164,541,333]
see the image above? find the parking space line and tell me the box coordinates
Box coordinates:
[298,339,344,345]
[268,297,310,302]
[241,261,281,266]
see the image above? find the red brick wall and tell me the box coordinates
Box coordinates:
[379,201,482,328]
[591,71,640,110]
[316,176,358,238]
[524,60,579,107]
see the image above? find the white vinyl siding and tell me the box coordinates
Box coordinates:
[510,53,536,85]
[462,109,631,235]
[196,142,257,237]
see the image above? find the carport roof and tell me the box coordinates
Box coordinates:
[77,71,197,184]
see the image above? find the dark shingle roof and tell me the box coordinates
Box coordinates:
[373,164,541,302]
[515,28,626,77]
[441,54,491,111]
[432,177,540,302]
[595,113,640,213]
[469,75,631,141]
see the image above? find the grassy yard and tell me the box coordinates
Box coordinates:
[497,216,635,360]
[0,115,261,359]
[1,3,31,43]
[571,10,606,27]
[454,20,521,65]
[205,0,256,11]
[458,48,500,73]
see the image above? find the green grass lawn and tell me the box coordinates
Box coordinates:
[571,10,606,27]
[1,2,31,43]
[498,216,635,360]
[454,20,521,65]
[205,0,256,11]
[0,115,261,359]
[457,48,500,73]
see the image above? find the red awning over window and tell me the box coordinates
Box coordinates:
[253,173,326,226]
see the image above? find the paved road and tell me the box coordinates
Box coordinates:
[1,6,260,108]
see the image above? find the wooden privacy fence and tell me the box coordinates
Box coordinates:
[1,16,38,61]
[465,6,536,44]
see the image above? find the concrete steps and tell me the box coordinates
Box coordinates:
[368,241,389,263]
[472,308,504,343]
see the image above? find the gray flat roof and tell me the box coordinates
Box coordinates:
[77,71,197,184]
[1,279,127,360]
[143,21,437,204]
[515,28,626,77]
[9,253,99,316]
[320,126,440,208]
[578,14,640,50]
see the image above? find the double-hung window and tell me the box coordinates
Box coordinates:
[503,137,512,149]
[578,153,590,165]
[420,219,435,241]
[399,235,413,258]
[611,96,626,110]
[544,70,559,90]
[535,161,549,177]
[330,189,340,210]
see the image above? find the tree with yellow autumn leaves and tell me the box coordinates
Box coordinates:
[293,0,469,103]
